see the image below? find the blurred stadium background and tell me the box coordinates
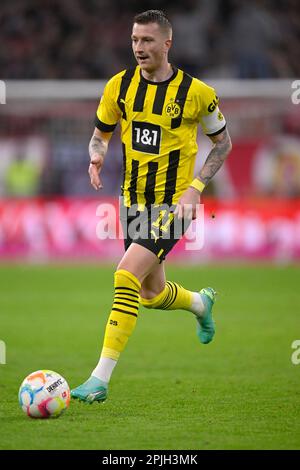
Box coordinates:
[0,0,300,263]
[1,0,300,451]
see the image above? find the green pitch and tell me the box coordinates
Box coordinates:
[0,263,299,450]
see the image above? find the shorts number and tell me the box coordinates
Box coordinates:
[153,210,174,233]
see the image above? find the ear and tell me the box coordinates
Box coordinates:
[164,39,172,52]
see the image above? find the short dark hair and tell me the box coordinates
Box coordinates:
[133,10,172,34]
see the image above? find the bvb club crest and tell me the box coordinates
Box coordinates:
[165,98,181,118]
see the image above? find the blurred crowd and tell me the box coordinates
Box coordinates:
[0,0,299,79]
[1,0,300,200]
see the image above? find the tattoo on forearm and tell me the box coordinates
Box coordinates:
[199,130,232,185]
[89,136,107,159]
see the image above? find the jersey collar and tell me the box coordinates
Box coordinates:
[139,66,178,86]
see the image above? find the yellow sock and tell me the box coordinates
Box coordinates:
[101,269,141,361]
[140,281,192,311]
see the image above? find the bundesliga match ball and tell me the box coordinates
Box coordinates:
[18,370,70,419]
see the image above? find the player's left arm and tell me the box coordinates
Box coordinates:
[175,127,232,220]
[198,126,232,186]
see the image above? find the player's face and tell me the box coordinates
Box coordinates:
[131,22,171,73]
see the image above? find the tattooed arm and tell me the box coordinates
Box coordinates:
[88,127,113,190]
[198,127,232,186]
[175,127,232,219]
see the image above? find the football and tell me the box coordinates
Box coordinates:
[18,370,70,419]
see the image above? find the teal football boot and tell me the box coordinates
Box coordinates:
[71,376,108,403]
[195,287,217,344]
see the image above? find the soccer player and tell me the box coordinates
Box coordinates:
[71,10,232,403]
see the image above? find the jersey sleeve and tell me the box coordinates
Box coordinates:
[94,76,122,132]
[196,81,227,136]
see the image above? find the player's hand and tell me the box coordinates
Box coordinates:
[88,154,104,190]
[174,186,201,220]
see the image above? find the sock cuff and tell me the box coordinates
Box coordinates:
[114,269,141,291]
[140,285,167,308]
[141,281,193,311]
[101,346,120,361]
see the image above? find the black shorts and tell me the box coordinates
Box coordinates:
[120,204,191,262]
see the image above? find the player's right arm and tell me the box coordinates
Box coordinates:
[88,128,113,190]
[89,73,122,190]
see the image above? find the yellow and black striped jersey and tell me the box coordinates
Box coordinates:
[95,65,226,208]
